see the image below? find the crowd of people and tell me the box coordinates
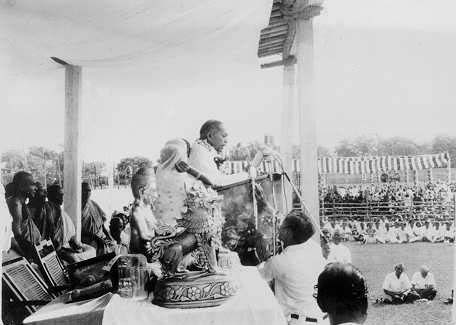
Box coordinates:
[321,217,455,244]
[322,182,456,205]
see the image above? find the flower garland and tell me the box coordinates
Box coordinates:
[181,183,222,215]
[179,183,224,236]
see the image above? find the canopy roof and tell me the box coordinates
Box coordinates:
[258,0,323,67]
[1,0,271,75]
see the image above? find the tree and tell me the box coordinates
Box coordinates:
[431,135,456,167]
[26,146,63,186]
[83,161,107,179]
[377,137,420,156]
[226,142,264,161]
[117,156,153,176]
[1,147,63,186]
[335,139,359,157]
[317,146,331,157]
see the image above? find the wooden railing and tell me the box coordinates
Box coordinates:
[319,200,456,221]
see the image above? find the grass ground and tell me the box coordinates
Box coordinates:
[348,242,454,325]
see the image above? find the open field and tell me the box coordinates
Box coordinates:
[349,242,455,325]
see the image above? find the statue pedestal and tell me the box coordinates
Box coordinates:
[153,272,237,308]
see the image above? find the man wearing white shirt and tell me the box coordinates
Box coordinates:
[422,221,434,242]
[327,230,352,264]
[382,263,419,304]
[410,221,425,242]
[411,265,437,300]
[188,120,266,187]
[385,223,400,244]
[259,211,327,324]
[374,222,385,244]
[430,222,444,243]
[397,223,410,243]
[443,222,455,243]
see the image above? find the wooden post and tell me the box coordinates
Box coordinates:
[0,151,12,325]
[296,18,319,229]
[280,62,296,214]
[64,65,82,241]
[448,155,452,183]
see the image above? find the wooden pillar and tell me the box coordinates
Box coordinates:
[64,65,82,241]
[296,18,319,227]
[280,62,296,214]
[0,182,11,325]
[1,148,12,325]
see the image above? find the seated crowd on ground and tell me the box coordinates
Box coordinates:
[322,181,456,205]
[321,216,455,244]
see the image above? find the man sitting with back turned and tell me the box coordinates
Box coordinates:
[326,230,352,264]
[258,210,327,324]
[316,263,368,325]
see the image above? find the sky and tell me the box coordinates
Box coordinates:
[1,0,456,162]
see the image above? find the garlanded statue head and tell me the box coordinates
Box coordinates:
[131,167,156,206]
[180,183,223,236]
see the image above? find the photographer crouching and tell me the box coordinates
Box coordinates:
[258,210,327,324]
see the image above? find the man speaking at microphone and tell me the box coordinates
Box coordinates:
[188,120,273,187]
[258,210,327,325]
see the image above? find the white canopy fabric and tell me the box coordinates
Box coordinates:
[1,0,271,73]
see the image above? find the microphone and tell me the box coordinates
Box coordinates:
[175,161,214,187]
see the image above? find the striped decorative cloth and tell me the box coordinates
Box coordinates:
[223,152,450,175]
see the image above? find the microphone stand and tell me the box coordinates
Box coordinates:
[266,158,279,255]
[269,154,326,240]
[250,166,259,229]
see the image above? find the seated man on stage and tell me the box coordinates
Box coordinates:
[129,167,159,258]
[258,210,326,323]
[46,184,96,263]
[28,182,52,241]
[382,263,419,304]
[81,182,110,255]
[411,265,437,301]
[6,171,42,260]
